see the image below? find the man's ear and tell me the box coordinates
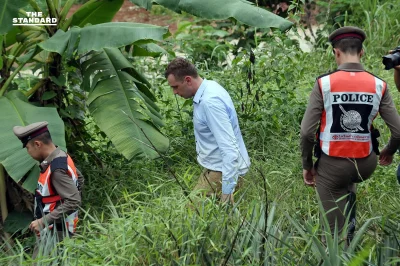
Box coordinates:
[184,76,192,83]
[360,49,364,58]
[333,48,340,57]
[33,140,42,148]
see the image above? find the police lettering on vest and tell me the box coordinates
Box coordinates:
[318,70,386,158]
[332,93,374,104]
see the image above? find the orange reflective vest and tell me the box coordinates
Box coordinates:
[35,155,79,234]
[318,70,386,158]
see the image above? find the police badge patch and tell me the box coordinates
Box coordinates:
[339,105,364,132]
[330,93,373,134]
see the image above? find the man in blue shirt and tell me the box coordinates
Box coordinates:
[165,58,250,204]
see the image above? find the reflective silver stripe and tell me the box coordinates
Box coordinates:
[320,76,331,154]
[374,77,385,101]
[38,170,51,196]
[367,78,384,129]
[68,166,77,181]
[320,132,371,142]
[39,170,52,213]
[65,210,78,234]
[367,78,385,153]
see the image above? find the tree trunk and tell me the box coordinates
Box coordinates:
[0,165,8,223]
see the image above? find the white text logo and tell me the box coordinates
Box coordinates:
[13,12,57,26]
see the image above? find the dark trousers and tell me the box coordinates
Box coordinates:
[315,152,377,234]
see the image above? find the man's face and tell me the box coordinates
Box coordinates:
[167,74,193,99]
[25,141,43,162]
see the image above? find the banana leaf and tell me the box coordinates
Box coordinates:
[129,0,293,31]
[0,90,65,192]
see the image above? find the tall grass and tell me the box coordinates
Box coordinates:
[2,185,398,265]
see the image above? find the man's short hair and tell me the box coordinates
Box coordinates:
[333,38,363,55]
[29,131,52,146]
[164,57,199,81]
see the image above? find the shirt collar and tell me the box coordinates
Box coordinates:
[193,79,207,104]
[39,147,61,172]
[337,62,364,71]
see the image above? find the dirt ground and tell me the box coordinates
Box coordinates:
[67,0,178,33]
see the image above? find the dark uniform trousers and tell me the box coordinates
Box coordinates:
[316,152,377,235]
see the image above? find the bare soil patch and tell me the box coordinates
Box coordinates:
[67,0,178,33]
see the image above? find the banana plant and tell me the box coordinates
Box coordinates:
[0,0,169,232]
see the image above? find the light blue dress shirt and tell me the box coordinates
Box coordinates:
[193,79,250,194]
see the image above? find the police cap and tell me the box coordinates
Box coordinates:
[328,26,366,45]
[13,121,49,148]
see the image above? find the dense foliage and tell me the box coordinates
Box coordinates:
[1,0,400,265]
[0,0,289,234]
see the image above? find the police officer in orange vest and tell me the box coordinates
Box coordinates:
[13,121,83,256]
[300,26,400,242]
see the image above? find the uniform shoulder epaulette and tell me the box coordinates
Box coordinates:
[316,69,340,80]
[50,156,68,172]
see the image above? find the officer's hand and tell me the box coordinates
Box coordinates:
[379,147,393,166]
[29,218,43,236]
[303,168,316,187]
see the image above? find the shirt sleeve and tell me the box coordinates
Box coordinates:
[203,98,240,194]
[379,86,400,154]
[43,169,81,224]
[300,81,323,170]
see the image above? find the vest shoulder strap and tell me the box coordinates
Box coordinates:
[316,69,339,80]
[364,71,387,95]
[363,70,387,84]
[50,156,68,172]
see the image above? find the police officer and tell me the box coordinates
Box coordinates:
[13,121,83,257]
[300,26,400,242]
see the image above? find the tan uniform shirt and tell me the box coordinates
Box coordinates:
[301,62,400,170]
[39,147,84,224]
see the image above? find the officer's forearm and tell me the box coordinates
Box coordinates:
[76,168,85,192]
[385,138,400,155]
[300,133,314,170]
[379,87,400,153]
[300,81,323,170]
[395,68,400,91]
